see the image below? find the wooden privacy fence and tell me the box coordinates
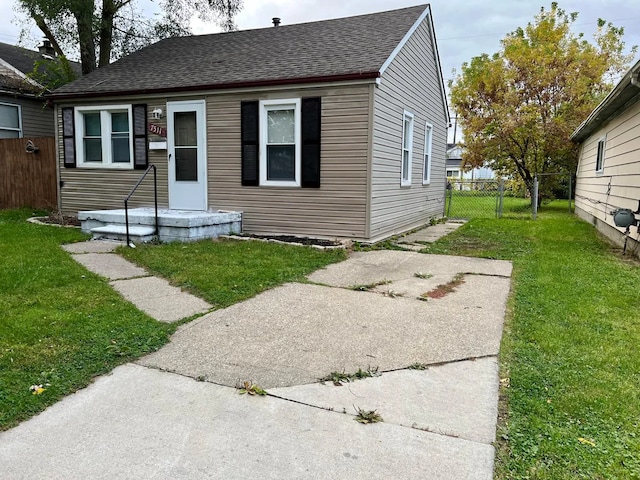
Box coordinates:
[0,137,57,210]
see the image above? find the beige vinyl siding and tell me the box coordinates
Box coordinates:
[0,95,54,137]
[369,14,447,240]
[57,99,169,215]
[575,98,640,252]
[207,84,370,239]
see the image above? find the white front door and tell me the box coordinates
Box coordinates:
[167,100,207,210]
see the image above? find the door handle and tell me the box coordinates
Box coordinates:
[168,153,172,163]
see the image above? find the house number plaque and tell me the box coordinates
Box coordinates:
[148,123,167,138]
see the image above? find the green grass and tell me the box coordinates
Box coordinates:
[423,201,640,479]
[0,209,174,431]
[118,239,346,308]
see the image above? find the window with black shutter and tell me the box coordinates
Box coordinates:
[241,97,321,188]
[62,107,76,168]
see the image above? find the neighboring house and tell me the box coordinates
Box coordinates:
[0,41,61,138]
[446,144,495,181]
[49,4,449,242]
[571,58,640,255]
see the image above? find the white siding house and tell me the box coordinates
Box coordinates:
[571,59,640,256]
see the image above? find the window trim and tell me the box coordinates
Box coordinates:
[595,135,606,174]
[401,110,414,187]
[259,98,301,187]
[423,122,433,185]
[74,105,134,169]
[0,102,23,138]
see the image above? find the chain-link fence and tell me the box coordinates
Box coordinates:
[445,179,529,219]
[445,176,574,220]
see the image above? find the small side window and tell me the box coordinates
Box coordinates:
[595,136,606,173]
[423,122,433,184]
[0,103,22,138]
[401,110,414,186]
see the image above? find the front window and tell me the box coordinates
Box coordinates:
[401,110,414,186]
[0,103,22,138]
[260,99,301,186]
[75,105,133,168]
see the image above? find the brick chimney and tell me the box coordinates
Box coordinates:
[38,39,56,57]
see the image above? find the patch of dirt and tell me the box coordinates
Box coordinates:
[242,234,342,247]
[422,274,465,299]
[36,212,81,227]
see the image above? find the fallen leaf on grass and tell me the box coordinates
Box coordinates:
[578,437,596,447]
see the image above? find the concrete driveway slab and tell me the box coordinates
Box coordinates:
[398,222,465,244]
[110,276,211,322]
[72,253,148,280]
[0,364,494,480]
[270,357,500,444]
[138,273,509,387]
[308,250,512,287]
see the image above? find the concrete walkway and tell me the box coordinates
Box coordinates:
[62,240,211,322]
[0,223,512,480]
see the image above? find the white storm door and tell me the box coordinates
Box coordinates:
[167,100,207,210]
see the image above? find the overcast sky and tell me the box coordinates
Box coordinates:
[3,0,638,83]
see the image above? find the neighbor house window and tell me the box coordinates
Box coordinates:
[259,99,301,186]
[74,105,133,168]
[0,103,22,138]
[595,136,606,173]
[401,110,414,186]
[423,122,433,184]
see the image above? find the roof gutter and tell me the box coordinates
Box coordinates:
[47,71,381,102]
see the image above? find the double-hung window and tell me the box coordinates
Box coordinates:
[259,99,301,186]
[423,122,433,184]
[75,105,133,168]
[595,135,606,173]
[401,110,414,186]
[0,103,22,138]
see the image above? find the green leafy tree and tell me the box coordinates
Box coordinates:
[449,2,636,202]
[18,0,242,75]
[29,55,79,93]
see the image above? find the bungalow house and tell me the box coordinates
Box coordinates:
[0,41,61,138]
[571,58,640,256]
[49,4,449,242]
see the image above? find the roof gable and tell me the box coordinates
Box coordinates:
[51,4,430,99]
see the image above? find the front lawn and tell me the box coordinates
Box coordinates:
[1,211,345,431]
[423,201,640,479]
[0,209,174,430]
[118,238,346,308]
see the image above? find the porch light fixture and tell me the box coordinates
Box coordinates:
[151,108,163,120]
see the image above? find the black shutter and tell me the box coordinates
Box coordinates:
[241,101,259,186]
[62,107,76,168]
[301,97,321,188]
[132,104,148,169]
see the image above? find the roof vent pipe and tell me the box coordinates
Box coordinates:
[272,17,281,27]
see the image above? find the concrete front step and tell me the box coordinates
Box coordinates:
[91,225,157,243]
[79,208,242,243]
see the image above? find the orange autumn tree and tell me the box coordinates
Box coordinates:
[449,2,635,201]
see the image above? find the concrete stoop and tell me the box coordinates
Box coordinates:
[78,208,242,243]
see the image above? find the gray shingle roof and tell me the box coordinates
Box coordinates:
[51,4,428,99]
[0,41,82,94]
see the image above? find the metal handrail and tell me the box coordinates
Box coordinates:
[124,164,158,247]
